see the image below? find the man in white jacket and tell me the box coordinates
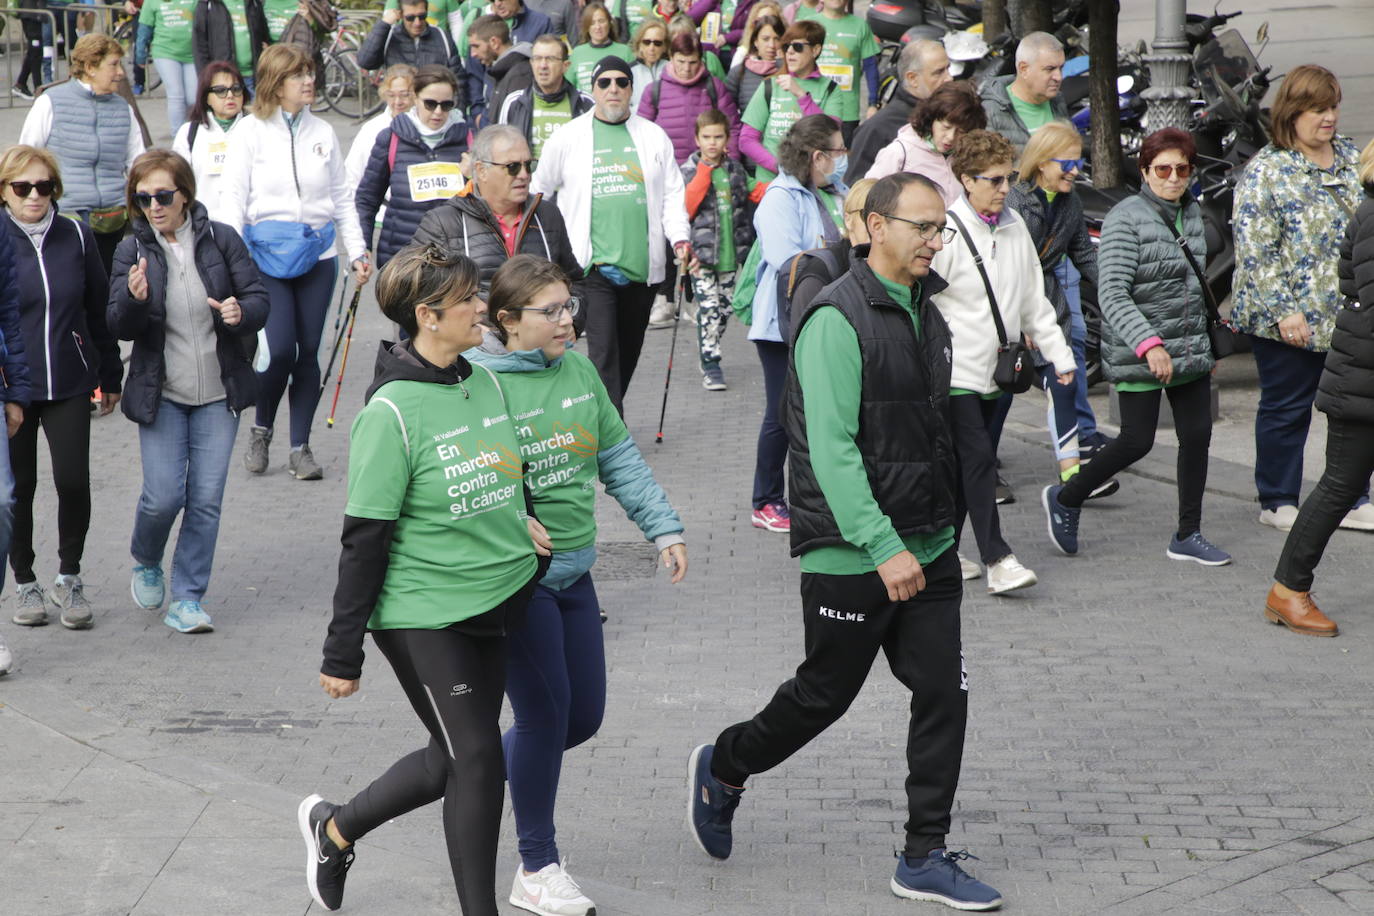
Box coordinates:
[529,54,692,414]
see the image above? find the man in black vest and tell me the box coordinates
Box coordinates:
[686,173,1003,912]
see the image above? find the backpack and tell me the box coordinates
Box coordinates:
[776,245,842,343]
[651,73,718,112]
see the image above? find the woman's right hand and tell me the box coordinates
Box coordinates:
[127,257,149,301]
[319,673,359,699]
[1145,345,1173,384]
[776,73,801,97]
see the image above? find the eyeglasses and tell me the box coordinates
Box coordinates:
[517,298,581,321]
[595,75,631,89]
[480,158,536,176]
[640,38,664,46]
[8,179,55,198]
[784,41,816,53]
[531,55,567,64]
[1149,162,1193,179]
[972,174,1013,188]
[1050,156,1083,172]
[286,71,315,83]
[134,189,178,209]
[403,13,426,22]
[207,84,245,97]
[821,146,847,155]
[421,97,458,112]
[883,213,956,243]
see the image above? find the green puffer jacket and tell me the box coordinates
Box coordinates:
[1097,186,1214,385]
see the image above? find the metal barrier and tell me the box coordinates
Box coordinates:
[0,8,69,109]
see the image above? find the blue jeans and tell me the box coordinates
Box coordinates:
[0,417,14,591]
[1054,257,1098,440]
[130,398,240,602]
[153,58,199,136]
[503,573,607,871]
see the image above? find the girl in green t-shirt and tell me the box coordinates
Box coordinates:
[139,0,198,135]
[739,18,843,185]
[306,244,548,916]
[467,255,687,913]
[570,2,633,93]
[814,0,879,143]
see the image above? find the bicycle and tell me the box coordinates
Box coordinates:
[318,11,383,119]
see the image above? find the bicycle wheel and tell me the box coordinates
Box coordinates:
[323,48,382,119]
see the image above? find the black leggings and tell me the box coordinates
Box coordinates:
[333,626,507,916]
[948,393,1012,565]
[1060,374,1212,538]
[9,395,91,582]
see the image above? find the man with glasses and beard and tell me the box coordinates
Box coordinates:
[686,173,1004,913]
[529,55,691,415]
[412,124,583,302]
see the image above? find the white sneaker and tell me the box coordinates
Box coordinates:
[510,860,595,916]
[1339,502,1374,531]
[1259,505,1299,531]
[0,629,11,676]
[957,552,981,580]
[987,554,1038,595]
[647,294,676,329]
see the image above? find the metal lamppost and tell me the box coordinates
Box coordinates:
[1139,0,1193,130]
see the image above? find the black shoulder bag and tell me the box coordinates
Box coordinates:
[1153,203,1242,359]
[947,210,1035,393]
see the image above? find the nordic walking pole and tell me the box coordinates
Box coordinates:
[326,290,362,428]
[320,283,360,393]
[655,258,687,445]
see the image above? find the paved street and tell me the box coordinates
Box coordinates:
[3,1,1374,913]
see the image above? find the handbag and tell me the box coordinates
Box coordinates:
[947,211,1036,394]
[241,220,336,279]
[1152,203,1242,360]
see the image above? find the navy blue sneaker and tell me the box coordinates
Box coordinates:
[1042,484,1080,556]
[1166,531,1232,566]
[1079,431,1113,461]
[891,849,1003,911]
[687,744,744,859]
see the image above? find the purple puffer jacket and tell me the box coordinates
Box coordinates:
[636,66,741,164]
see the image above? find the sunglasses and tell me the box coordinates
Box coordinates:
[517,297,581,322]
[403,13,426,21]
[785,41,816,53]
[480,158,536,176]
[134,189,178,208]
[640,38,664,46]
[1050,156,1083,172]
[420,97,457,111]
[207,83,245,97]
[1149,162,1193,179]
[973,173,1013,188]
[8,179,55,198]
[595,75,631,89]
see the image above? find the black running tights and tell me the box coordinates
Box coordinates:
[332,627,506,916]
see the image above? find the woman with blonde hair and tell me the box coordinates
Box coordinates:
[1005,120,1112,497]
[18,34,145,274]
[1231,64,1370,532]
[629,17,670,108]
[215,43,370,482]
[1262,138,1374,637]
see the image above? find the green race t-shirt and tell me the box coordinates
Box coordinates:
[498,351,630,550]
[815,187,843,232]
[141,0,196,63]
[710,166,736,272]
[570,41,633,94]
[1008,88,1054,134]
[614,0,657,35]
[346,369,538,630]
[1115,371,1205,394]
[590,118,650,283]
[794,1,821,20]
[816,12,878,121]
[530,93,575,161]
[262,0,298,41]
[741,74,844,184]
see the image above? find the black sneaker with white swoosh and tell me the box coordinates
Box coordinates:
[297,794,354,911]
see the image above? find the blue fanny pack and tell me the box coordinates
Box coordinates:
[242,220,336,279]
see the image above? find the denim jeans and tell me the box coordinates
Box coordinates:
[0,418,15,591]
[1054,257,1098,440]
[153,58,199,136]
[130,398,240,603]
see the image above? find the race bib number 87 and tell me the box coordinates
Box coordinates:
[407,162,463,202]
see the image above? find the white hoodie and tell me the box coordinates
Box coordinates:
[930,195,1074,394]
[214,108,367,263]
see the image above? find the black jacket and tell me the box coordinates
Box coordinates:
[107,202,269,424]
[192,0,270,74]
[16,0,45,41]
[1317,189,1374,423]
[486,44,535,132]
[355,114,470,267]
[499,78,593,148]
[782,250,958,555]
[411,187,583,297]
[357,20,466,108]
[849,84,918,182]
[4,204,123,402]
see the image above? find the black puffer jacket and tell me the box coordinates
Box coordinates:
[107,202,269,424]
[356,21,466,110]
[681,151,754,270]
[410,187,583,297]
[1005,180,1098,332]
[1316,189,1374,423]
[354,113,470,267]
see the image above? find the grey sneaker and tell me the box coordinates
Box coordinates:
[702,364,727,391]
[289,444,324,480]
[52,575,93,630]
[12,582,49,626]
[245,426,271,474]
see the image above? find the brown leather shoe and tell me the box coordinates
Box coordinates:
[1264,584,1339,637]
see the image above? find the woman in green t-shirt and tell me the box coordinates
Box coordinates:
[139,0,198,134]
[814,0,879,144]
[302,243,550,916]
[738,18,842,185]
[468,255,687,914]
[570,2,633,93]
